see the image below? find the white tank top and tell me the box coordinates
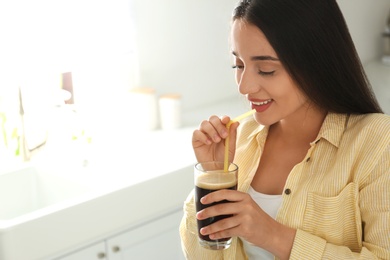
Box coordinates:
[241,186,283,260]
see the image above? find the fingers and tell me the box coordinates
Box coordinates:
[196,190,258,241]
[196,195,241,240]
[192,115,240,163]
[196,191,245,240]
[196,190,245,220]
[205,115,229,141]
[200,189,243,206]
[192,128,212,146]
[192,115,238,144]
[200,215,241,240]
[192,115,230,145]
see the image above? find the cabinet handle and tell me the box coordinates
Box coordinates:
[97,252,106,259]
[112,246,121,253]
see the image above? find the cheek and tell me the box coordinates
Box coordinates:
[271,76,303,102]
[282,89,308,110]
[295,92,309,105]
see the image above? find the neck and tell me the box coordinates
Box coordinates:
[271,104,327,144]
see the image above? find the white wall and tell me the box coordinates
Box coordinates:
[337,0,390,64]
[132,0,390,112]
[337,0,390,114]
[132,0,238,112]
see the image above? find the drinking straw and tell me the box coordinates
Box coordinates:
[224,109,256,172]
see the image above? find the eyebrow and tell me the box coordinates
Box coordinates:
[232,51,279,61]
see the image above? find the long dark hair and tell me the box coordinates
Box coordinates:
[233,0,383,114]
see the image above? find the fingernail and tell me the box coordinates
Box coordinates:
[200,228,207,235]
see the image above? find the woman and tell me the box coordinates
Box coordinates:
[180,0,390,259]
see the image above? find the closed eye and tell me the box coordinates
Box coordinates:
[259,70,275,76]
[232,65,275,76]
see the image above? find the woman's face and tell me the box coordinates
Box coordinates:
[231,19,310,126]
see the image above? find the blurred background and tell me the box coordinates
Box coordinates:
[0,1,389,259]
[0,0,389,161]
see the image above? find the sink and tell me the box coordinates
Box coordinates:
[0,165,89,221]
[0,164,96,260]
[0,163,193,260]
[0,128,195,260]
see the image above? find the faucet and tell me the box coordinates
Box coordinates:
[18,87,47,162]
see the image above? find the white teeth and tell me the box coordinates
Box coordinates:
[252,99,272,106]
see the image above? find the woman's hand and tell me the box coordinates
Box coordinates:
[192,115,239,163]
[196,189,296,260]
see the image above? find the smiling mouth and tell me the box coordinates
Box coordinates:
[252,99,273,106]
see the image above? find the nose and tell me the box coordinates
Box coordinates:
[237,69,259,95]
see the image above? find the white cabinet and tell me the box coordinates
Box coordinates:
[56,210,185,260]
[58,242,106,260]
[107,210,185,260]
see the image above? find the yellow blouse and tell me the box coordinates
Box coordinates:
[180,113,390,259]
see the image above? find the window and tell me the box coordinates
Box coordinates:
[0,0,137,160]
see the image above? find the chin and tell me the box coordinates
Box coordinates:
[253,114,277,126]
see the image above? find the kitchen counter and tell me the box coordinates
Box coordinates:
[0,96,248,259]
[0,127,196,259]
